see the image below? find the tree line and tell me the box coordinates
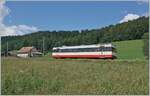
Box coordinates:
[1,16,149,54]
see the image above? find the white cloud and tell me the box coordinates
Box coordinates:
[0,0,9,22]
[10,25,38,35]
[0,24,39,36]
[0,0,39,36]
[119,13,140,23]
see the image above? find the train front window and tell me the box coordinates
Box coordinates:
[99,47,114,51]
[53,49,59,52]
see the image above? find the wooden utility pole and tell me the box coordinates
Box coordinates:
[0,37,2,57]
[6,41,8,56]
[42,37,45,55]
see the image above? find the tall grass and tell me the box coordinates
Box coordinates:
[2,57,148,95]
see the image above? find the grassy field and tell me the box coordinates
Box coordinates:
[113,39,145,59]
[2,57,148,95]
[1,39,148,95]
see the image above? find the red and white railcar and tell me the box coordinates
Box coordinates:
[52,44,117,59]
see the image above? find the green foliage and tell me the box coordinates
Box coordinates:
[142,33,149,59]
[1,17,149,53]
[2,57,149,95]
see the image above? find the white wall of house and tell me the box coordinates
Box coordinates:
[17,53,29,58]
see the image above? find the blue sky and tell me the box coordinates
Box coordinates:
[3,1,149,32]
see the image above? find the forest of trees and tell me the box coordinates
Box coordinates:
[1,16,149,54]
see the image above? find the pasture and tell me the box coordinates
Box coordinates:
[2,57,148,95]
[113,39,145,59]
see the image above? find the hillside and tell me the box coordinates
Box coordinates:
[113,40,144,59]
[1,16,149,54]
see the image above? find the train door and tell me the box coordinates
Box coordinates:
[100,46,105,58]
[102,46,105,58]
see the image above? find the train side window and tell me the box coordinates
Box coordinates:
[58,49,61,52]
[106,47,112,51]
[99,47,102,51]
[100,46,105,51]
[96,48,99,51]
[74,48,78,52]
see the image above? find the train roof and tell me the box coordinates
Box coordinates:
[53,43,116,50]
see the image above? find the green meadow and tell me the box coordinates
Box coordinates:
[2,39,148,95]
[113,39,145,59]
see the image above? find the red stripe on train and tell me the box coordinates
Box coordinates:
[52,55,113,59]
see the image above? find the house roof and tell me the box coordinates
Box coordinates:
[18,47,34,53]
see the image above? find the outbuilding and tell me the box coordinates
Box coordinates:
[17,46,42,58]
